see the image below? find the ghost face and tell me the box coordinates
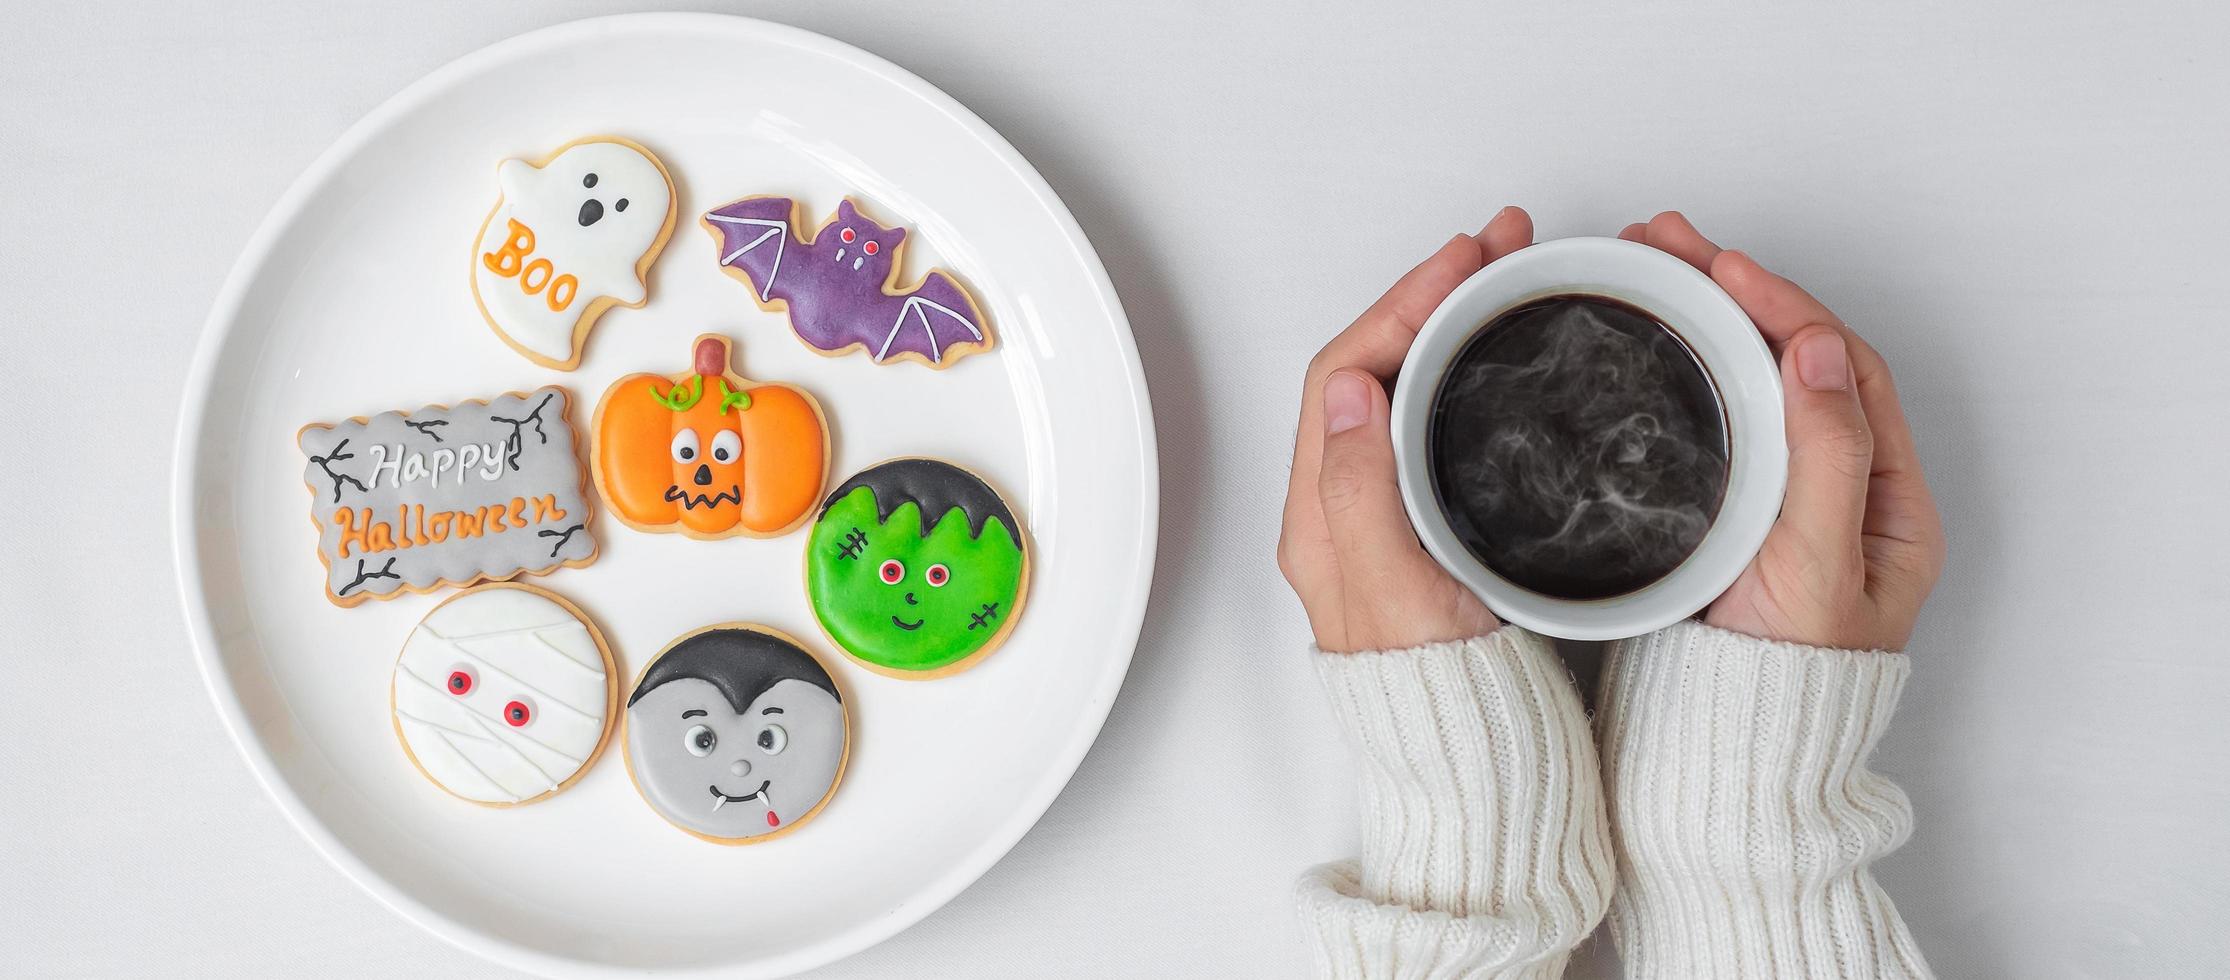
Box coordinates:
[627,677,846,840]
[810,199,906,281]
[807,489,1026,674]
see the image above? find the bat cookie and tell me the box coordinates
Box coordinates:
[296,386,597,606]
[592,334,829,539]
[472,136,676,370]
[624,624,849,844]
[805,458,1030,678]
[390,583,617,806]
[702,196,994,368]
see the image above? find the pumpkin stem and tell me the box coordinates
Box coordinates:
[694,336,730,379]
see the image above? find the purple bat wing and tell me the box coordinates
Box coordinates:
[703,197,797,301]
[872,271,990,365]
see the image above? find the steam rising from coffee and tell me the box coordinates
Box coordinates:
[1428,296,1728,599]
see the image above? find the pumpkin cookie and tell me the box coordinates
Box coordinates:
[591,334,829,539]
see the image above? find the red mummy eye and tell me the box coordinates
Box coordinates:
[925,563,949,587]
[863,240,879,256]
[503,699,533,727]
[840,227,855,243]
[878,559,904,584]
[446,667,475,696]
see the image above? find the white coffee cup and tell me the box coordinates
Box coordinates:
[1388,237,1788,641]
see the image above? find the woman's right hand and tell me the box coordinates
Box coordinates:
[1619,213,1946,650]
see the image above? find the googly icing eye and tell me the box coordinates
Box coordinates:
[925,563,949,588]
[670,428,699,463]
[878,559,904,585]
[710,429,741,464]
[756,724,788,755]
[445,666,476,696]
[840,227,856,243]
[862,240,879,256]
[502,698,535,728]
[684,724,716,757]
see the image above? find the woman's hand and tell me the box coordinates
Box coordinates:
[1620,212,1946,650]
[1276,207,1537,653]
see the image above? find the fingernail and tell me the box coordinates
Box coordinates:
[1324,372,1371,433]
[1796,332,1851,391]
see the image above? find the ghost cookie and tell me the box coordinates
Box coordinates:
[472,136,676,370]
[297,387,597,606]
[702,196,994,368]
[624,625,849,843]
[592,334,829,540]
[805,459,1029,678]
[390,583,618,806]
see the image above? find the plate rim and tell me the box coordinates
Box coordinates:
[168,12,1158,977]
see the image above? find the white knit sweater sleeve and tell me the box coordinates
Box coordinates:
[1595,619,1932,979]
[1297,627,1614,980]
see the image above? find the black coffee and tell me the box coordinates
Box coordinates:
[1427,294,1728,599]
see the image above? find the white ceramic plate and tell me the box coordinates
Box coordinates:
[171,14,1154,977]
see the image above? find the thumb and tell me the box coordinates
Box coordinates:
[1317,370,1444,591]
[1776,326,1872,558]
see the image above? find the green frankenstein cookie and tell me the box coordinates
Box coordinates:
[806,459,1027,677]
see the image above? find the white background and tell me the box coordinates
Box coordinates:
[4,1,2226,976]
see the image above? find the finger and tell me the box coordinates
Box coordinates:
[1315,370,1451,642]
[1711,249,1928,492]
[1618,222,1648,243]
[1709,249,1845,348]
[1289,233,1487,511]
[1475,205,1535,263]
[1775,326,1873,562]
[1310,233,1490,384]
[1644,211,1722,274]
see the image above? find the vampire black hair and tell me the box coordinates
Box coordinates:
[817,458,1022,548]
[629,627,839,712]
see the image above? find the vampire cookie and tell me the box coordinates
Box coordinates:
[624,624,849,844]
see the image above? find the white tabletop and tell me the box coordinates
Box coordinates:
[5,2,2226,976]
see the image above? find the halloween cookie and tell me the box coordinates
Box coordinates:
[624,624,848,844]
[296,387,597,606]
[472,136,676,370]
[390,583,617,806]
[805,459,1029,678]
[702,195,993,368]
[592,334,829,540]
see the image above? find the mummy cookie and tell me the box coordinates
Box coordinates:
[297,387,597,606]
[806,459,1029,678]
[472,136,676,370]
[625,625,848,843]
[592,334,829,539]
[702,196,994,368]
[390,584,617,806]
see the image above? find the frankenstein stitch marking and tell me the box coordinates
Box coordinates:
[806,459,1029,677]
[296,387,597,606]
[625,626,848,842]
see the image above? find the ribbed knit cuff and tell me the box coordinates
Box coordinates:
[1596,619,1932,980]
[1298,627,1613,980]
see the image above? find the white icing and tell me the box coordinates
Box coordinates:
[393,588,610,804]
[704,214,785,300]
[878,296,984,363]
[473,139,672,363]
[367,442,510,491]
